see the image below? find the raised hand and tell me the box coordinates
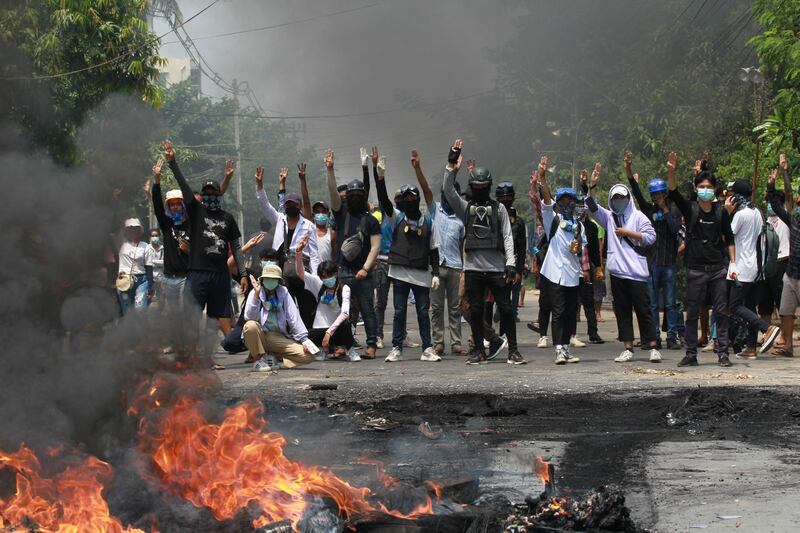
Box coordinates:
[163,140,175,161]
[780,153,789,173]
[632,172,640,183]
[296,234,310,254]
[244,232,266,250]
[466,159,476,173]
[279,167,289,183]
[623,151,633,172]
[377,156,386,177]
[448,138,463,165]
[324,149,334,170]
[410,149,421,170]
[249,274,261,294]
[538,155,549,178]
[297,162,307,180]
[667,151,678,173]
[579,169,589,186]
[225,160,235,179]
[255,166,265,187]
[769,168,778,185]
[371,146,379,166]
[152,159,164,183]
[590,162,602,187]
[530,169,540,189]
[360,147,370,167]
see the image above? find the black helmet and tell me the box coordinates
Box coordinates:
[398,184,420,198]
[346,179,365,193]
[469,167,492,185]
[495,181,514,197]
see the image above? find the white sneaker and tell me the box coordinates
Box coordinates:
[420,347,442,362]
[314,352,326,362]
[554,346,567,365]
[385,347,403,362]
[614,349,634,363]
[403,338,420,348]
[346,348,362,362]
[563,346,580,363]
[253,356,278,372]
[483,338,491,349]
[538,336,549,349]
[376,338,384,349]
[649,349,662,363]
[570,336,586,348]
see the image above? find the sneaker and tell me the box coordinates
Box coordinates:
[666,338,681,350]
[564,346,580,363]
[376,337,384,349]
[649,349,662,363]
[677,354,699,367]
[718,354,733,367]
[346,348,362,362]
[527,322,542,334]
[614,349,634,363]
[701,342,715,353]
[363,346,376,359]
[466,349,487,365]
[507,350,528,365]
[735,347,757,360]
[385,347,402,362]
[588,335,605,344]
[487,335,508,361]
[570,336,587,348]
[314,352,327,362]
[403,338,420,348]
[357,319,365,326]
[537,336,549,349]
[420,347,442,362]
[554,346,567,365]
[759,325,781,354]
[253,356,278,372]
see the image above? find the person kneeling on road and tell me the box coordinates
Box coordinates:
[242,264,317,372]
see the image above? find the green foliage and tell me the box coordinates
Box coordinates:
[0,0,164,164]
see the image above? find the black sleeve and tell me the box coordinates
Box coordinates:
[362,165,371,201]
[767,183,793,227]
[720,209,734,245]
[584,221,601,267]
[151,183,168,230]
[668,189,691,222]
[374,176,394,216]
[145,265,154,287]
[581,182,589,194]
[430,248,440,277]
[514,224,526,271]
[230,238,246,279]
[628,177,653,212]
[169,159,196,208]
[586,195,599,213]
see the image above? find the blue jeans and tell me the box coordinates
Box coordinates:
[341,269,377,349]
[648,264,678,341]
[117,274,149,316]
[391,279,432,350]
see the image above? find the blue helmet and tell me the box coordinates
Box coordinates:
[555,187,577,202]
[648,178,668,195]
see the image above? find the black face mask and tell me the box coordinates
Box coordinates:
[499,199,513,211]
[401,199,421,219]
[285,205,301,218]
[470,186,490,204]
[346,195,366,214]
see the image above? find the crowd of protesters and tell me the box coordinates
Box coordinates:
[118,138,798,371]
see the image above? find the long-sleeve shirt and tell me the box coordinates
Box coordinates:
[627,177,681,267]
[668,189,734,270]
[243,285,308,342]
[151,182,189,276]
[430,201,464,270]
[540,201,589,286]
[767,182,800,280]
[256,188,320,274]
[587,185,656,282]
[442,166,514,273]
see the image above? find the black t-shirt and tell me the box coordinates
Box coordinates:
[333,207,381,270]
[186,203,241,273]
[669,190,733,269]
[152,183,190,276]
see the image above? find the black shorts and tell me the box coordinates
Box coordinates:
[187,270,233,319]
[757,261,787,316]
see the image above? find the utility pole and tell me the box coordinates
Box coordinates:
[232,79,244,236]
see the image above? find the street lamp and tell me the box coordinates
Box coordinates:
[740,66,766,198]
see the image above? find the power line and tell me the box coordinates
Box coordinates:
[0,0,220,81]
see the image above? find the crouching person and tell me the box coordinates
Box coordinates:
[243,264,316,372]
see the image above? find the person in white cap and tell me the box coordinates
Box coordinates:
[116,217,154,315]
[242,264,317,371]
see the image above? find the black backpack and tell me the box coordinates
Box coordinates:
[759,213,781,279]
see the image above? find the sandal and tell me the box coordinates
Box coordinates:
[773,348,794,358]
[212,363,226,370]
[244,355,256,364]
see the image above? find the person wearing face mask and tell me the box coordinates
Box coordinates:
[146,229,164,301]
[534,157,590,365]
[242,264,317,372]
[116,218,155,315]
[373,155,441,363]
[324,149,382,359]
[410,148,467,357]
[165,140,248,342]
[294,237,358,361]
[569,191,603,346]
[256,166,320,330]
[586,163,660,364]
[667,151,735,367]
[623,151,683,351]
[442,139,526,365]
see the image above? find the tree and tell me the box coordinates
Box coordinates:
[0,0,164,164]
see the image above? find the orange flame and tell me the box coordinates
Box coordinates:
[132,377,437,530]
[0,445,146,533]
[533,455,550,484]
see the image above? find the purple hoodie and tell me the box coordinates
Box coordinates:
[588,184,655,282]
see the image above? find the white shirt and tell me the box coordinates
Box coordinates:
[302,273,351,330]
[256,188,321,274]
[147,244,164,280]
[768,214,790,260]
[118,241,154,276]
[540,201,587,287]
[729,207,763,283]
[317,230,332,262]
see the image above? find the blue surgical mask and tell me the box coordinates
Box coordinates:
[610,198,629,215]
[696,188,715,202]
[262,278,279,291]
[314,213,329,226]
[322,276,337,288]
[767,204,774,215]
[261,260,277,269]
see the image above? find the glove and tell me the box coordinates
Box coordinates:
[377,156,386,177]
[360,147,369,167]
[448,145,462,164]
[431,276,440,290]
[504,266,516,284]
